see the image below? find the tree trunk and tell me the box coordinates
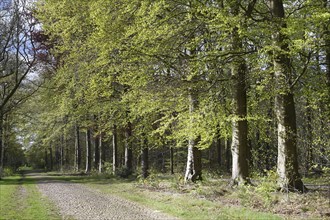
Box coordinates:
[141,145,149,178]
[44,148,48,170]
[60,134,64,171]
[306,102,313,173]
[230,26,249,185]
[94,133,100,170]
[49,146,53,171]
[0,114,4,178]
[124,122,133,173]
[85,129,92,173]
[112,124,118,174]
[184,92,202,183]
[324,0,330,100]
[216,138,222,168]
[270,0,306,192]
[225,139,231,173]
[74,124,81,171]
[170,147,174,174]
[98,134,103,173]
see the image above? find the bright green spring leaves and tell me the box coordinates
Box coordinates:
[35,0,330,154]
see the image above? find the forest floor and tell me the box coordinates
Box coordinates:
[1,170,329,219]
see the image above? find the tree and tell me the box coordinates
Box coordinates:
[270,0,305,192]
[0,0,38,177]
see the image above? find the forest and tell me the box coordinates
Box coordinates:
[0,0,329,219]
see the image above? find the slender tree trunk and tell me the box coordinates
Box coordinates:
[270,0,305,192]
[125,122,133,173]
[216,138,222,168]
[60,134,64,171]
[324,0,330,99]
[225,139,231,173]
[112,125,118,174]
[141,145,149,179]
[184,92,202,183]
[230,27,249,185]
[94,134,100,170]
[170,147,174,174]
[306,102,313,173]
[74,124,81,171]
[85,129,92,173]
[49,146,53,171]
[0,114,4,178]
[98,134,103,173]
[44,148,48,170]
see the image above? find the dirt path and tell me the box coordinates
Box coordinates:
[26,172,176,220]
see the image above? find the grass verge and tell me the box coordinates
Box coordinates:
[0,174,60,220]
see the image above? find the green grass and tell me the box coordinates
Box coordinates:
[0,175,60,220]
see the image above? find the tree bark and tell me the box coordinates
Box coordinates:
[270,0,306,192]
[85,129,92,173]
[184,92,202,183]
[112,124,118,174]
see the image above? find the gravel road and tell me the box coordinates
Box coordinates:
[36,177,176,220]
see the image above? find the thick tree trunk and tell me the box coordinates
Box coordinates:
[124,122,133,173]
[270,0,305,192]
[74,124,81,171]
[112,124,118,174]
[85,129,92,173]
[184,92,202,183]
[231,28,249,185]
